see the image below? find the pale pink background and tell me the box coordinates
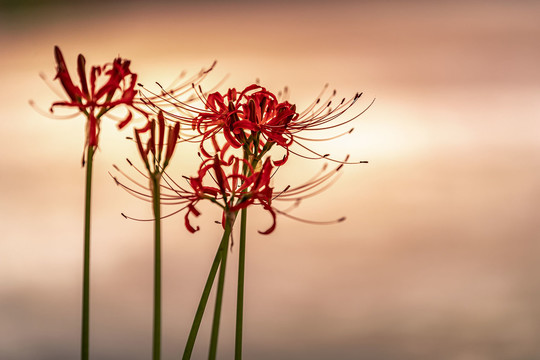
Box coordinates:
[1,1,539,359]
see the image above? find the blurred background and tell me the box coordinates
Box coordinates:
[1,0,539,359]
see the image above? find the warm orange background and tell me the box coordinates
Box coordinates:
[1,1,539,359]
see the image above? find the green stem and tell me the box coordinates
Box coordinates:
[208,215,233,360]
[235,208,248,359]
[152,175,162,360]
[81,145,94,360]
[182,221,232,360]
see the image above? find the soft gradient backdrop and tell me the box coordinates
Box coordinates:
[1,0,539,359]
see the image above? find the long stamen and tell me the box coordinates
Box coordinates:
[274,208,346,225]
[29,99,80,119]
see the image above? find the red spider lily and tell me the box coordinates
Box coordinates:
[113,150,346,234]
[167,84,297,164]
[145,82,371,165]
[112,113,180,360]
[193,85,298,165]
[240,88,297,148]
[178,152,276,234]
[235,86,297,165]
[50,46,138,152]
[195,88,245,157]
[110,111,181,231]
[134,111,181,174]
[177,152,349,234]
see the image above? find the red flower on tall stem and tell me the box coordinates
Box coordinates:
[50,46,139,154]
[36,46,141,360]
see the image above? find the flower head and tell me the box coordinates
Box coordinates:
[49,46,139,154]
[134,111,181,176]
[179,153,349,234]
[193,85,297,165]
[177,149,276,234]
[149,82,371,165]
[113,148,347,235]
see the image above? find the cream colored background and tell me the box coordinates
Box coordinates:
[1,1,539,359]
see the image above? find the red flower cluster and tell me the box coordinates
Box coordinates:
[151,82,371,166]
[112,65,370,234]
[193,85,297,165]
[51,46,138,151]
[178,149,275,234]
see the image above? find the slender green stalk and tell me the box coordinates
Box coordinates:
[235,208,248,360]
[208,215,233,360]
[182,221,232,360]
[152,175,162,360]
[81,145,94,360]
[233,148,253,359]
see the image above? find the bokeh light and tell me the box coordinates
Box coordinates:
[1,0,539,359]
